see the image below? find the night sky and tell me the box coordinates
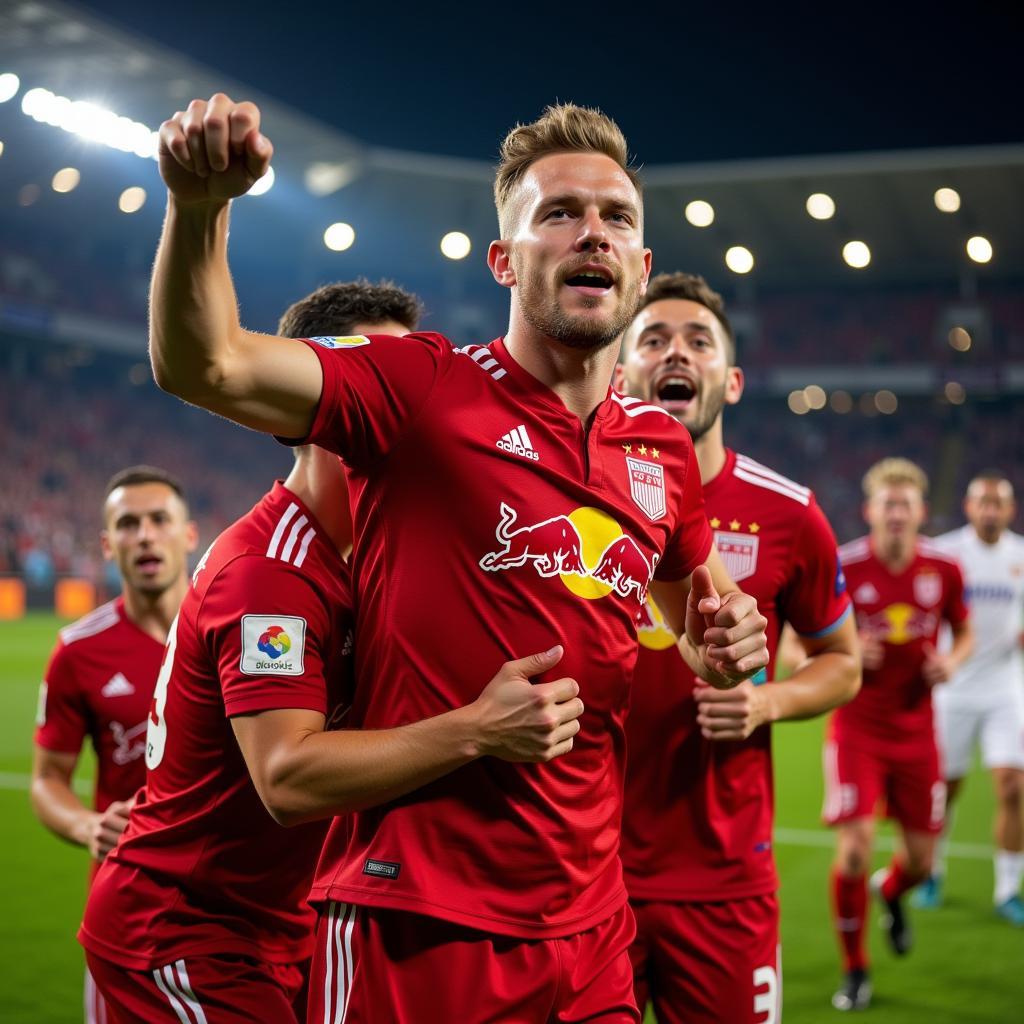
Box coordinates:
[76,1,1022,165]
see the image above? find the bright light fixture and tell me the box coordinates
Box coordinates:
[0,73,19,104]
[324,222,355,252]
[934,187,960,213]
[803,385,827,410]
[51,167,79,193]
[440,231,471,260]
[966,235,992,264]
[725,246,754,274]
[842,240,871,269]
[684,200,715,227]
[806,193,835,220]
[119,186,146,213]
[948,327,971,352]
[875,389,898,414]
[247,166,274,197]
[787,390,809,415]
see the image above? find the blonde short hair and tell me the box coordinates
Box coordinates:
[862,457,929,498]
[494,103,640,234]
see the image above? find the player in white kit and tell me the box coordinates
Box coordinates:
[916,472,1024,925]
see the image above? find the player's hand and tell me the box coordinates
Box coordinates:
[87,800,133,861]
[158,94,272,206]
[921,642,954,686]
[470,646,583,763]
[694,680,774,741]
[685,567,768,689]
[858,630,884,671]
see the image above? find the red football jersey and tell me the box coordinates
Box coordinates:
[79,483,353,970]
[622,451,851,901]
[294,332,713,939]
[35,597,164,812]
[830,536,968,745]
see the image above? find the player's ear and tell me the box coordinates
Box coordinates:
[99,530,114,562]
[611,361,626,392]
[638,248,653,294]
[185,520,200,554]
[488,240,516,288]
[725,366,744,406]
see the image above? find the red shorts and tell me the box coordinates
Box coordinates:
[822,737,945,834]
[307,901,639,1024]
[629,895,781,1024]
[85,950,309,1024]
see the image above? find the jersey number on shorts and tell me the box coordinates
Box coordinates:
[146,613,179,771]
[753,964,779,1024]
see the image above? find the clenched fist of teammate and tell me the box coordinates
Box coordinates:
[158,94,272,205]
[685,566,769,689]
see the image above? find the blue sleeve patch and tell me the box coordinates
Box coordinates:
[834,553,847,597]
[307,335,371,349]
[750,667,769,686]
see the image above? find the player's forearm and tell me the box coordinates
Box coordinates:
[947,627,974,673]
[260,708,483,826]
[765,649,861,723]
[150,198,242,402]
[30,777,95,848]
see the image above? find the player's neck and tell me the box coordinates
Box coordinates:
[692,421,727,485]
[972,525,1003,546]
[870,533,916,571]
[284,458,351,557]
[503,310,617,425]
[122,577,187,643]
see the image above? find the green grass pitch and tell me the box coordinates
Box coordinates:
[1,614,1019,1022]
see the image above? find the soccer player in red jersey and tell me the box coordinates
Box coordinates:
[825,458,973,1011]
[615,273,861,1024]
[145,95,770,1022]
[32,465,197,1024]
[79,281,586,1024]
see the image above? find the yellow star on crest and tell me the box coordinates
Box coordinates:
[729,519,741,531]
[749,522,761,533]
[622,443,632,454]
[651,447,660,459]
[638,444,648,456]
[709,517,721,529]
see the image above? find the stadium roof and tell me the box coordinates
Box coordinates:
[1,0,1022,303]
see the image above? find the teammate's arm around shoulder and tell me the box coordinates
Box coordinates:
[151,94,322,437]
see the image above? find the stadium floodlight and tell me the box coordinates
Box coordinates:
[118,186,146,214]
[829,390,853,414]
[51,167,80,193]
[324,222,355,252]
[787,390,809,415]
[21,87,158,159]
[0,139,4,159]
[684,200,715,227]
[944,381,966,404]
[875,389,898,414]
[805,193,836,220]
[948,326,972,351]
[304,160,360,197]
[966,235,993,264]
[803,384,827,410]
[934,187,960,213]
[725,245,754,274]
[0,73,19,103]
[440,231,472,260]
[842,240,871,268]
[247,166,274,197]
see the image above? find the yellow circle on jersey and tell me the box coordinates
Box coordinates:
[560,507,621,600]
[637,598,678,651]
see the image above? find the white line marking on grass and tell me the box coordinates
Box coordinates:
[774,826,991,860]
[0,771,90,795]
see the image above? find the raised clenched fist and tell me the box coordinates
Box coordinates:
[158,93,272,206]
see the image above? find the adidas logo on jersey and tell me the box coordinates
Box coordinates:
[497,425,539,462]
[101,672,136,698]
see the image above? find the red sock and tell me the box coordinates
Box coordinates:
[881,859,922,901]
[831,869,868,973]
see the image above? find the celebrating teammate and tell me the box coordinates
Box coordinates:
[615,273,861,1024]
[825,458,973,1011]
[31,466,197,1024]
[915,471,1024,925]
[80,281,587,1023]
[146,95,769,1021]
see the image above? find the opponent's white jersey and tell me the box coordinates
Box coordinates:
[933,526,1024,703]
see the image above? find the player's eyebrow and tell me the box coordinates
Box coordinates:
[640,321,713,336]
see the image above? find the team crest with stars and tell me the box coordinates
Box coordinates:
[710,516,761,582]
[622,443,665,521]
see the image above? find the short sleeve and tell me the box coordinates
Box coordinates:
[279,332,453,467]
[655,441,713,581]
[943,560,969,627]
[198,556,333,719]
[34,641,89,754]
[779,501,853,638]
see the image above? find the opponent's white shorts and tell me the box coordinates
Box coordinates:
[934,689,1024,778]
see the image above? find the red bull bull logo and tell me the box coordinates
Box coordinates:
[862,603,938,645]
[480,502,656,603]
